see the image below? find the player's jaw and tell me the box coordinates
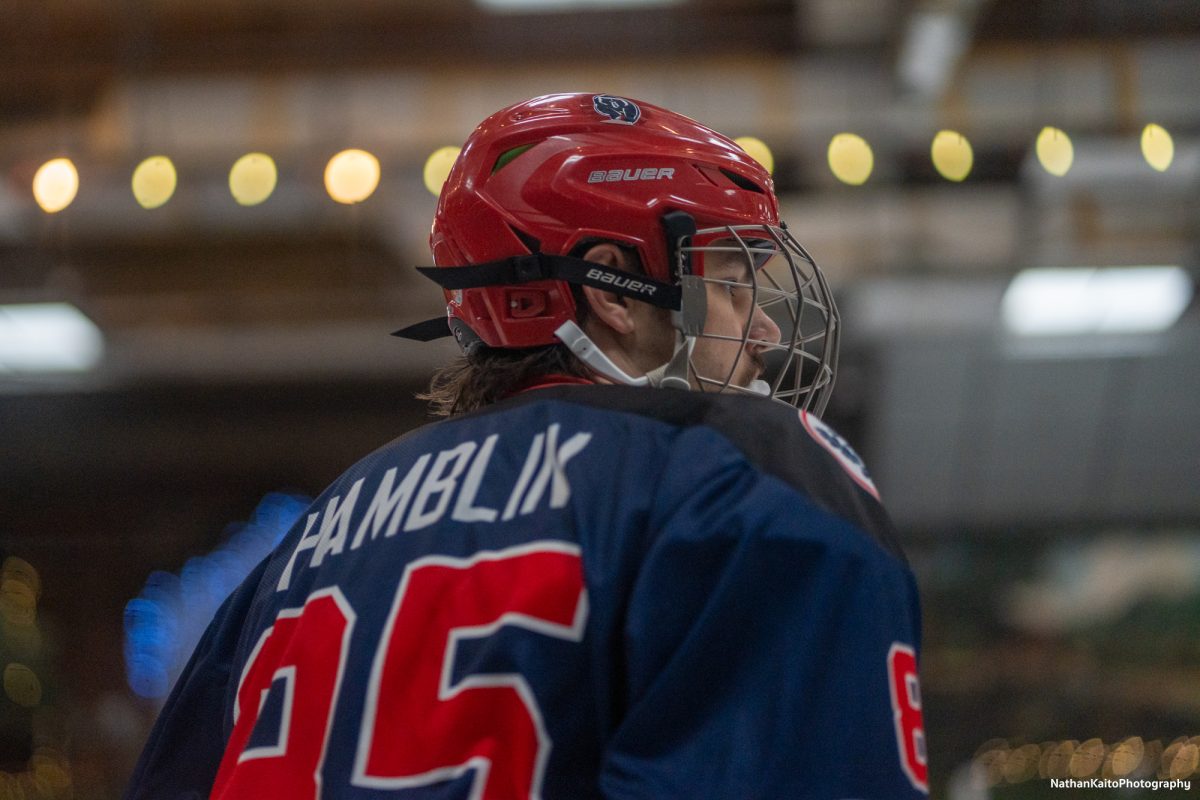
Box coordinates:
[730,347,769,391]
[689,337,770,393]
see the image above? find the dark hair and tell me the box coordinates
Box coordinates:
[417,344,593,417]
[418,241,643,417]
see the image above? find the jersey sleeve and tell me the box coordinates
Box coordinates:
[598,426,926,799]
[124,557,269,800]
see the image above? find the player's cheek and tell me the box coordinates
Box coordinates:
[705,295,742,337]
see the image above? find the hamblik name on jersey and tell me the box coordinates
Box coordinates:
[277,423,592,592]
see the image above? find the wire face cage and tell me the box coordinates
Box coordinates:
[680,224,840,414]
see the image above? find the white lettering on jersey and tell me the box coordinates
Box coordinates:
[502,432,546,522]
[350,454,432,550]
[277,512,320,592]
[405,442,477,532]
[516,424,593,514]
[549,427,592,508]
[278,425,592,587]
[311,478,366,567]
[451,434,500,523]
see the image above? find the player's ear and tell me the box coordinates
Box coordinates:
[580,243,636,335]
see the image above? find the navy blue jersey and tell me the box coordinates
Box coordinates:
[126,385,927,799]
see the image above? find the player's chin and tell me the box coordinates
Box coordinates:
[691,354,763,393]
[735,373,764,392]
[735,356,767,390]
[719,367,766,393]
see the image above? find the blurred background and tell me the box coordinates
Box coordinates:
[1,0,1198,797]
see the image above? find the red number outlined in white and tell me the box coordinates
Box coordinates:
[351,541,588,799]
[887,642,928,794]
[212,587,355,799]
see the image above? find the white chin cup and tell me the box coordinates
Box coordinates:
[554,321,650,387]
[747,379,771,397]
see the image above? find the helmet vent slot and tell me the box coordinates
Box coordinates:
[507,224,542,254]
[719,168,765,194]
[492,143,537,173]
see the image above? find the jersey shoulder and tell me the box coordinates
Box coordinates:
[496,385,907,562]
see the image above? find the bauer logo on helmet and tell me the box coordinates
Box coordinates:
[586,167,675,184]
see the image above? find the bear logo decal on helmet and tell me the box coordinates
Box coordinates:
[592,94,641,124]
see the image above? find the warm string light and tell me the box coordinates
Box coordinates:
[827,133,873,185]
[32,158,79,213]
[423,146,461,196]
[975,736,1200,786]
[25,123,1166,207]
[1141,123,1174,172]
[733,136,774,174]
[1,556,44,710]
[229,153,278,206]
[931,130,973,182]
[324,149,381,204]
[1036,126,1074,176]
[131,156,178,209]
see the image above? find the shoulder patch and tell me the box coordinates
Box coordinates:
[799,411,880,501]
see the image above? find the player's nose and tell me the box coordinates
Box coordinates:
[749,303,781,348]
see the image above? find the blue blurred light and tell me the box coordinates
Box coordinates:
[123,492,310,699]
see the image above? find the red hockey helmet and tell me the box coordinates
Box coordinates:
[399,93,840,412]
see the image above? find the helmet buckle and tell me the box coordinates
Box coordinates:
[512,254,546,283]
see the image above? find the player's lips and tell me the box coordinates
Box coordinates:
[749,351,766,377]
[736,350,767,386]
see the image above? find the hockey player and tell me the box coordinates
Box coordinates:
[126,93,927,799]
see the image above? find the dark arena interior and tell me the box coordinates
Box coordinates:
[1,1,1199,797]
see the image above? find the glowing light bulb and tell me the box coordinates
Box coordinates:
[32,158,79,213]
[1036,127,1073,177]
[827,133,873,186]
[931,130,973,182]
[229,153,278,206]
[423,146,461,197]
[3,663,42,708]
[324,149,380,204]
[734,136,774,174]
[131,156,177,209]
[1140,123,1174,172]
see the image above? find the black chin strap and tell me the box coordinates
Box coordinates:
[392,317,456,341]
[417,253,680,306]
[394,253,681,341]
[661,210,698,278]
